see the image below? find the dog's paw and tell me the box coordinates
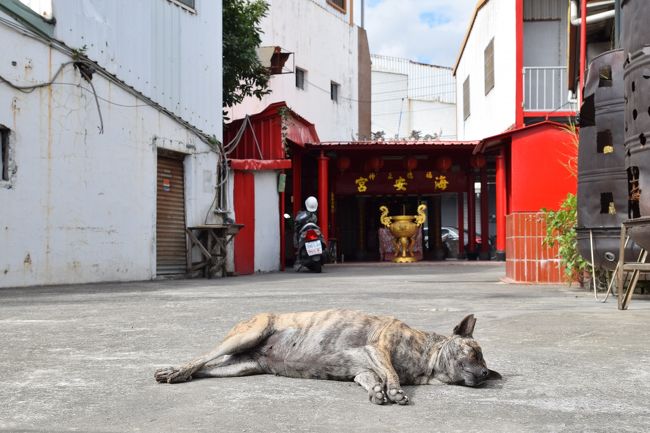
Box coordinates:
[154,366,192,384]
[368,385,388,405]
[387,387,409,405]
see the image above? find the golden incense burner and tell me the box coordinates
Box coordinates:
[379,204,427,263]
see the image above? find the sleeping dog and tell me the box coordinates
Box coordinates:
[154,309,501,405]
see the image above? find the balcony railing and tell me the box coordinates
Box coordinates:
[523,66,577,112]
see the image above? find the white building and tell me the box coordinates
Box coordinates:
[224,0,371,274]
[227,0,371,141]
[454,0,576,141]
[0,0,223,287]
[371,54,457,140]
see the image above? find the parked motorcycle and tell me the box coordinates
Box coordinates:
[293,196,327,273]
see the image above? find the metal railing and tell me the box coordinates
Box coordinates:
[523,66,577,112]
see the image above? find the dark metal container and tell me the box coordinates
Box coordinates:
[624,135,650,216]
[577,50,631,269]
[577,170,629,228]
[579,50,625,172]
[576,227,636,271]
[622,0,650,59]
[623,47,650,138]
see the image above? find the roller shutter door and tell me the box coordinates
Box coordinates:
[156,154,187,276]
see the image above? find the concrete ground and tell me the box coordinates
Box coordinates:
[1,262,649,433]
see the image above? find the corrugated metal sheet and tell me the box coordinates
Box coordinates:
[225,102,321,160]
[50,0,221,136]
[371,54,456,104]
[524,0,565,20]
[156,155,187,276]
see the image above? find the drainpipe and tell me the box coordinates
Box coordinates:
[615,0,621,48]
[579,0,587,105]
[570,0,616,26]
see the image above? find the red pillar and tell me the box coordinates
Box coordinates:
[495,148,507,261]
[467,170,477,259]
[292,149,302,216]
[457,192,465,258]
[317,151,329,242]
[480,166,490,259]
[329,191,336,259]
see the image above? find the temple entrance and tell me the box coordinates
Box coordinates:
[335,193,463,262]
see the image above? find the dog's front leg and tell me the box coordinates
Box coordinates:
[354,370,387,405]
[366,346,409,405]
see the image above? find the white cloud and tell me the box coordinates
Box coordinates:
[359,0,478,67]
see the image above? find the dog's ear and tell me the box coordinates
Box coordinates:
[453,314,476,338]
[487,369,502,381]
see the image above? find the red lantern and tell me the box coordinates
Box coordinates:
[435,156,452,172]
[336,156,351,173]
[470,154,486,169]
[369,156,382,172]
[404,157,418,171]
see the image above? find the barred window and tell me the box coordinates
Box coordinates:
[484,38,495,95]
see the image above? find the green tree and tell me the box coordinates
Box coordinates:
[223,0,271,109]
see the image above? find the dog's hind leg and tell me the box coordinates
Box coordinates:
[354,370,387,405]
[192,354,263,378]
[155,313,274,384]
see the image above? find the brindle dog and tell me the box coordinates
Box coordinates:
[154,310,501,405]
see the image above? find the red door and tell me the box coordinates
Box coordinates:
[234,171,255,274]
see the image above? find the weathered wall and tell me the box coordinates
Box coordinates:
[0,7,221,288]
[49,0,222,138]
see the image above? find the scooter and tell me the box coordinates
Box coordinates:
[293,207,327,273]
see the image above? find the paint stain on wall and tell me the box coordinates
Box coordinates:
[23,253,32,271]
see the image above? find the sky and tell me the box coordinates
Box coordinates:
[356,0,478,68]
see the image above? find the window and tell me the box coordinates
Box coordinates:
[1,126,10,182]
[327,0,346,13]
[484,38,495,95]
[463,77,471,120]
[331,81,340,103]
[168,0,195,12]
[296,67,306,90]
